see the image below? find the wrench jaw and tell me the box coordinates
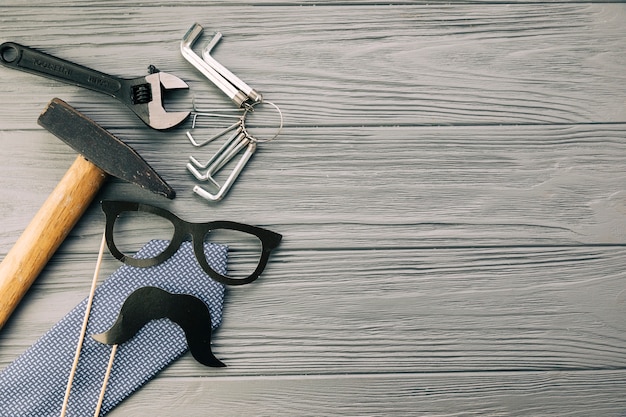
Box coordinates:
[126,72,190,130]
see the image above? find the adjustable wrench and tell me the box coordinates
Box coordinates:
[0,42,189,130]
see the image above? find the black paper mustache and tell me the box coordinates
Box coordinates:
[92,286,225,367]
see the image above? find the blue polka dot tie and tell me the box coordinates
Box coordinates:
[0,239,227,416]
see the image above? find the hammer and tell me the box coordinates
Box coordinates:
[0,98,174,329]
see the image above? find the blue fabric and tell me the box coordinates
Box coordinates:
[0,240,227,416]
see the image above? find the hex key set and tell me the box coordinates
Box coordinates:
[180,23,283,202]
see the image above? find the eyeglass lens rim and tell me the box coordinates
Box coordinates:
[101,200,282,285]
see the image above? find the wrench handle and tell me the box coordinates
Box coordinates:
[0,42,122,96]
[0,155,107,329]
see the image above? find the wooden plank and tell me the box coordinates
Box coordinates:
[1,1,620,6]
[109,370,626,416]
[0,4,624,127]
[2,124,626,251]
[2,243,626,376]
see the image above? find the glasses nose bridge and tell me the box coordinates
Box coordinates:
[178,222,195,242]
[180,221,211,244]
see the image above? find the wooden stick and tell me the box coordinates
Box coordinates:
[94,344,118,417]
[60,231,107,417]
[0,155,106,329]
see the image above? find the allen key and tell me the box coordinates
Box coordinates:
[181,23,261,108]
[187,131,249,185]
[187,100,283,202]
[180,22,283,202]
[186,96,245,147]
[192,137,257,202]
[189,126,244,169]
[186,119,242,147]
[202,32,262,103]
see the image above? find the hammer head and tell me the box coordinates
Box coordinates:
[124,72,190,130]
[38,98,176,198]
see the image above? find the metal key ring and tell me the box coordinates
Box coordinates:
[241,100,283,144]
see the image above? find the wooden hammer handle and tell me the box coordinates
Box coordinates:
[0,155,106,329]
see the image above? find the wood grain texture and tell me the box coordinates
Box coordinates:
[2,1,621,6]
[109,371,626,416]
[0,4,624,128]
[0,2,625,416]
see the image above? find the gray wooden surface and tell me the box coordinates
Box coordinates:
[1,2,626,416]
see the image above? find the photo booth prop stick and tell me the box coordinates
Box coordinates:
[0,99,174,330]
[0,238,228,416]
[89,286,224,416]
[93,286,225,367]
[0,200,282,415]
[60,200,281,416]
[101,200,283,286]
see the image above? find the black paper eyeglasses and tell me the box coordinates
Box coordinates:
[101,200,282,285]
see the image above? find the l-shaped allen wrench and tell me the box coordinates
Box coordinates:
[181,23,262,108]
